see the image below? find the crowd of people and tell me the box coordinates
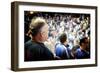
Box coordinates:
[24,11,90,61]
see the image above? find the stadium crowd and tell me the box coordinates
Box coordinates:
[24,11,90,61]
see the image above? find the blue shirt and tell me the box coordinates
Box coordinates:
[75,48,90,59]
[55,43,73,59]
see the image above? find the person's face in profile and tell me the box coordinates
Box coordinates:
[82,38,89,50]
[85,38,89,50]
[40,24,49,42]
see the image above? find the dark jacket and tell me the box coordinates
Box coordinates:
[25,40,54,61]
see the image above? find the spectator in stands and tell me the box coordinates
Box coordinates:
[74,37,90,59]
[55,33,74,59]
[25,17,55,61]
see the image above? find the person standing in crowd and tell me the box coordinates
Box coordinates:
[55,33,74,59]
[25,17,54,61]
[75,37,90,59]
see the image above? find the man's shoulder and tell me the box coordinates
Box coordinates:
[75,48,84,58]
[25,40,32,47]
[25,40,40,49]
[56,44,64,49]
[55,44,67,52]
[75,48,82,53]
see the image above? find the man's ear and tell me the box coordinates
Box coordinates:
[39,32,43,37]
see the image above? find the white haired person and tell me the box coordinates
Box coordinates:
[25,17,54,61]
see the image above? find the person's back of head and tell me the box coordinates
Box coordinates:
[30,17,47,36]
[29,17,49,42]
[59,33,67,44]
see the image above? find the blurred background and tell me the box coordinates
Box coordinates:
[24,11,90,55]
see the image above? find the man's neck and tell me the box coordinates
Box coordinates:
[80,46,87,52]
[32,37,43,43]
